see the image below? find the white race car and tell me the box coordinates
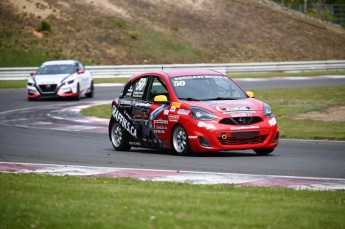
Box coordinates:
[27,60,94,100]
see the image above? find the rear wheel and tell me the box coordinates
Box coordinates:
[254,148,275,156]
[109,121,131,151]
[172,125,191,156]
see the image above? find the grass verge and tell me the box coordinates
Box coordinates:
[81,86,345,140]
[1,173,344,229]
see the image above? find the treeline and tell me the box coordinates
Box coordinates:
[273,0,345,4]
[272,0,345,26]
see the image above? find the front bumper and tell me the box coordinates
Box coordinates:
[185,120,279,152]
[27,83,78,99]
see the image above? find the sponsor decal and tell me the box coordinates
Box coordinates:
[120,100,132,105]
[154,119,168,125]
[150,104,170,120]
[154,125,167,130]
[230,126,259,131]
[216,106,249,112]
[230,112,254,117]
[135,78,147,91]
[178,109,190,115]
[173,75,226,81]
[173,81,186,87]
[134,113,149,119]
[172,102,182,108]
[124,111,132,120]
[129,141,141,146]
[168,115,179,122]
[205,100,254,106]
[164,110,169,115]
[188,136,198,139]
[216,106,256,116]
[197,121,216,130]
[154,129,165,134]
[134,102,151,108]
[154,119,169,125]
[112,105,137,138]
[170,106,176,112]
[268,117,277,126]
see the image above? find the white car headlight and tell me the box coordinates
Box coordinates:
[263,103,273,117]
[191,107,216,121]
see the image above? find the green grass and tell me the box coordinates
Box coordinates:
[230,70,345,78]
[127,26,209,64]
[1,173,344,229]
[0,47,50,67]
[255,86,345,140]
[82,86,345,140]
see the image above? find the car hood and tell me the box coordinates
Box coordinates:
[183,98,264,114]
[33,74,71,85]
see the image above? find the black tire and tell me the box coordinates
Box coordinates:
[171,125,192,156]
[86,81,94,98]
[109,120,131,151]
[254,148,275,156]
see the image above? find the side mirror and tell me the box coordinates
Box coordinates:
[30,72,36,76]
[77,69,85,74]
[153,95,168,103]
[246,91,254,98]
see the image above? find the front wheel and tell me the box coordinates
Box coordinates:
[74,83,80,100]
[109,121,131,151]
[172,125,191,156]
[254,148,275,156]
[86,80,94,98]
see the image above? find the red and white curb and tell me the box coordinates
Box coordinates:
[1,162,344,191]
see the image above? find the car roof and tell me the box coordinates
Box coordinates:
[161,69,223,77]
[132,69,224,82]
[41,60,79,66]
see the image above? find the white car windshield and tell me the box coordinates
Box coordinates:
[171,75,247,101]
[36,64,76,75]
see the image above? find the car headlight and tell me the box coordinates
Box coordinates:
[191,107,216,121]
[61,79,75,86]
[27,77,35,86]
[263,103,273,117]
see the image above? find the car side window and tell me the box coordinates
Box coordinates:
[78,62,84,70]
[149,77,169,101]
[122,77,149,99]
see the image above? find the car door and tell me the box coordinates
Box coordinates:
[76,62,88,91]
[147,76,171,148]
[129,76,152,145]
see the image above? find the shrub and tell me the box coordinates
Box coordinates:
[40,20,51,32]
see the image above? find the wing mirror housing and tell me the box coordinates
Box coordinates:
[30,72,36,76]
[77,69,85,74]
[154,95,169,104]
[246,91,254,98]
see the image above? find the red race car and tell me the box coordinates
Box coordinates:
[109,69,279,156]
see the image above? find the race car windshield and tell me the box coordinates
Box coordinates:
[36,65,77,75]
[171,75,247,101]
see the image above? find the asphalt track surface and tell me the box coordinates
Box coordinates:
[0,76,345,179]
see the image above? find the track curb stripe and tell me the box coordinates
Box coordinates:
[1,162,344,191]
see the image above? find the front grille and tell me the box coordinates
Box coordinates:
[39,84,57,93]
[219,117,262,125]
[218,135,268,145]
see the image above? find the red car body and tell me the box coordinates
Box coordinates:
[109,69,279,155]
